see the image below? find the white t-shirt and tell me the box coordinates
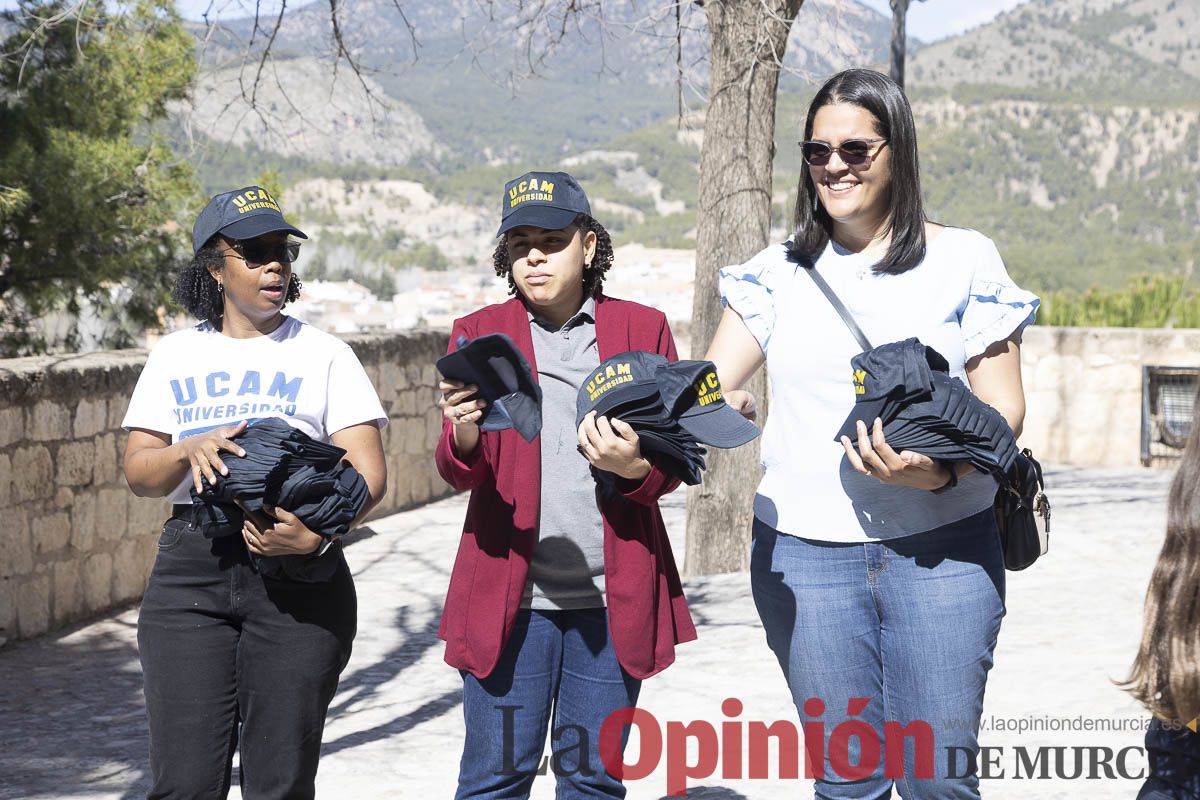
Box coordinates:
[122,316,388,504]
[719,227,1040,543]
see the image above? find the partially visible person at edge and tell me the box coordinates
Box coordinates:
[122,186,387,799]
[1124,394,1200,800]
[704,69,1039,798]
[434,170,695,799]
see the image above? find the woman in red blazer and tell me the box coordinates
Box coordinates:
[435,171,695,798]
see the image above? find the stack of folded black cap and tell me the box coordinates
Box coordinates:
[576,351,760,487]
[189,417,370,581]
[436,333,543,442]
[834,338,1019,478]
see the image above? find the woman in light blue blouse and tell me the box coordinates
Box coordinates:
[706,69,1039,799]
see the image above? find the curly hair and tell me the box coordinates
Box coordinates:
[172,237,303,322]
[492,213,614,299]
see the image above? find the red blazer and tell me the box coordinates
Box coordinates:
[435,294,697,680]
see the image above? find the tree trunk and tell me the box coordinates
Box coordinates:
[685,0,803,576]
[890,0,909,89]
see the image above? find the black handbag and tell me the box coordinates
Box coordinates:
[993,448,1050,570]
[798,250,1051,570]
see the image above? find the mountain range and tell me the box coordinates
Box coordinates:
[176,0,1200,296]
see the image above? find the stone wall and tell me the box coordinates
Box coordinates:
[2,324,1195,643]
[1020,326,1200,467]
[0,330,453,645]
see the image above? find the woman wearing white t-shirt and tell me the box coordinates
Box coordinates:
[122,186,387,799]
[706,70,1039,798]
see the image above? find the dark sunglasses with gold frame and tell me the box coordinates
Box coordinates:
[799,137,888,167]
[222,237,302,266]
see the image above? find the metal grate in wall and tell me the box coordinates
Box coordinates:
[1142,366,1200,465]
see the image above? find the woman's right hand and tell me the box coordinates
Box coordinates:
[724,390,758,422]
[438,380,488,427]
[177,420,248,493]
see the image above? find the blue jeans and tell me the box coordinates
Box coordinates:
[456,608,642,799]
[751,510,1005,800]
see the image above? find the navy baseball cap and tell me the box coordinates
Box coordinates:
[835,338,943,441]
[576,351,668,427]
[191,186,308,254]
[657,360,760,448]
[497,171,591,237]
[437,333,543,443]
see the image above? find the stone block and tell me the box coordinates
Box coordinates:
[16,572,50,638]
[381,360,407,394]
[402,419,427,455]
[0,508,32,577]
[93,434,119,485]
[397,391,419,417]
[28,400,71,442]
[73,398,108,438]
[82,552,114,612]
[9,444,53,505]
[52,560,82,626]
[97,488,127,540]
[0,577,16,641]
[425,409,443,448]
[33,512,71,556]
[0,406,25,448]
[420,364,438,389]
[112,538,149,603]
[108,395,132,430]
[394,464,414,509]
[72,491,98,553]
[129,494,168,535]
[55,440,95,487]
[0,452,10,508]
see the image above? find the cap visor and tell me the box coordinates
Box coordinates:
[678,405,760,448]
[834,397,889,442]
[497,206,580,236]
[220,215,307,242]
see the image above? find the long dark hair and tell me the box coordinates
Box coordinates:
[492,213,614,299]
[791,68,926,275]
[1123,392,1200,725]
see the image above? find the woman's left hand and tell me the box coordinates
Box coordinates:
[841,418,953,491]
[577,412,652,481]
[242,504,325,556]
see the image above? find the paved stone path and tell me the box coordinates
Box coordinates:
[0,466,1172,799]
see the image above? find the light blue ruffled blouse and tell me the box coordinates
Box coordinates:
[719,226,1040,543]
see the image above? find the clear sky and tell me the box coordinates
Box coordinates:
[857,0,1029,42]
[3,0,1031,44]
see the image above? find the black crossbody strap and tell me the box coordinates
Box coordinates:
[802,262,874,352]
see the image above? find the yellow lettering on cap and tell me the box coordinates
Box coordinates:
[706,373,719,390]
[232,194,248,208]
[605,365,616,379]
[509,187,519,200]
[694,378,708,397]
[245,189,258,201]
[518,180,529,194]
[540,180,554,194]
[617,364,631,376]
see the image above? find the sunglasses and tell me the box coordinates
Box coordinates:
[224,238,302,265]
[799,137,887,167]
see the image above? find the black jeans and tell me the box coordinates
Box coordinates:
[137,518,357,800]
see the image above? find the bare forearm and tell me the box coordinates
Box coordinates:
[124,444,190,497]
[452,423,481,458]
